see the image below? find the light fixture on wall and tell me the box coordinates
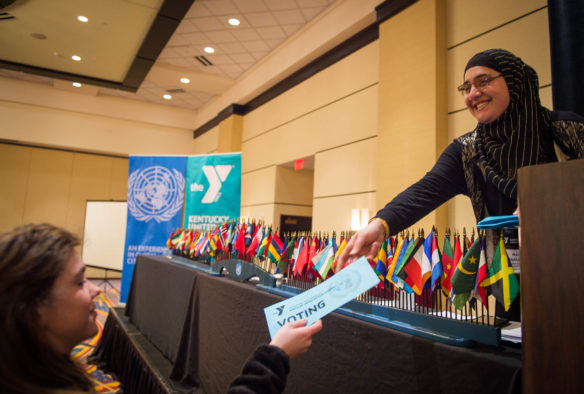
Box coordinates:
[351,208,370,231]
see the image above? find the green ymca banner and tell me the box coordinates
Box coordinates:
[183,153,241,230]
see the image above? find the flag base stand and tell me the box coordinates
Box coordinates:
[169,255,218,275]
[169,255,504,347]
[259,284,505,347]
[170,256,276,286]
[211,258,277,287]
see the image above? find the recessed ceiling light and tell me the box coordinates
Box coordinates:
[72,82,82,87]
[163,94,172,100]
[71,55,81,61]
[77,16,88,23]
[180,77,190,84]
[228,18,240,26]
[204,47,215,54]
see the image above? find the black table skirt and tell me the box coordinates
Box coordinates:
[92,307,194,394]
[97,255,521,394]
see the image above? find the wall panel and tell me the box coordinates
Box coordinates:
[377,0,448,233]
[274,167,313,206]
[242,42,379,141]
[242,84,377,173]
[312,192,376,234]
[0,143,128,253]
[66,154,118,237]
[241,166,277,207]
[241,204,275,226]
[22,148,74,227]
[314,137,376,198]
[109,157,130,201]
[0,100,196,156]
[0,144,31,233]
[447,0,547,47]
[193,126,219,155]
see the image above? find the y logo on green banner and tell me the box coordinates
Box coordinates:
[184,153,241,230]
[201,165,233,203]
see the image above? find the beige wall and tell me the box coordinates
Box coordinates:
[239,41,379,232]
[0,143,128,275]
[192,125,219,155]
[274,166,313,231]
[377,0,448,236]
[218,115,243,153]
[313,137,377,232]
[1,0,553,244]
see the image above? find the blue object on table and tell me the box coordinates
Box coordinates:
[477,215,519,229]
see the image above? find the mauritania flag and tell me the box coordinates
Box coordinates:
[451,237,481,310]
[480,235,519,311]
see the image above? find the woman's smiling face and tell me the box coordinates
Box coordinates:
[36,250,101,354]
[464,65,510,124]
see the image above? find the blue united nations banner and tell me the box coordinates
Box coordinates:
[183,153,241,230]
[120,155,186,302]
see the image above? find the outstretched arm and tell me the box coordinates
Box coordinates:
[337,141,468,271]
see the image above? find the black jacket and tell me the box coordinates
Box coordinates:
[228,345,289,394]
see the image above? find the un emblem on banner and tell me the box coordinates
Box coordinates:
[127,166,185,223]
[330,271,361,298]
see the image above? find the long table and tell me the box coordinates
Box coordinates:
[96,255,522,393]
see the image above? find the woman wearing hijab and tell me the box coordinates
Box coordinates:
[336,49,584,303]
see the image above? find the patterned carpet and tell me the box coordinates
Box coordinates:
[72,280,122,393]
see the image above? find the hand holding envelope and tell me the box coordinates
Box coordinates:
[264,257,380,338]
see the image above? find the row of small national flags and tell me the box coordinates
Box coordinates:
[373,229,519,312]
[166,220,351,279]
[167,220,519,312]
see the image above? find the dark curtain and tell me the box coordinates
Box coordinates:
[548,0,584,116]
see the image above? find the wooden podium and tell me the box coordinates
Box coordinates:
[518,158,584,393]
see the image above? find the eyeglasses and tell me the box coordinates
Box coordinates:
[457,74,503,95]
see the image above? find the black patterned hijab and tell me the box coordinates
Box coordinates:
[468,49,554,199]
